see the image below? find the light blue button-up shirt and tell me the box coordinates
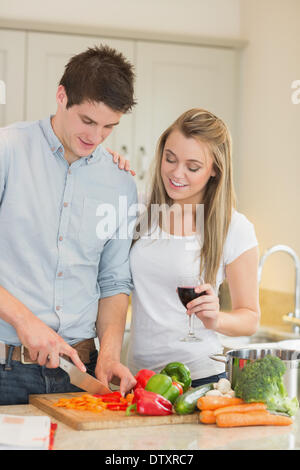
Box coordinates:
[0,117,137,345]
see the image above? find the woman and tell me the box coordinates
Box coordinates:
[126,108,260,387]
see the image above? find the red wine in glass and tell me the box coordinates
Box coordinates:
[177,287,206,308]
[177,275,205,342]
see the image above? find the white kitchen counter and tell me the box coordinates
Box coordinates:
[0,403,299,450]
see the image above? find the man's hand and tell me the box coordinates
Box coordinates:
[95,357,137,396]
[95,294,135,395]
[14,310,86,371]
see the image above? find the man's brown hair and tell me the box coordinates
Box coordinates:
[59,44,136,113]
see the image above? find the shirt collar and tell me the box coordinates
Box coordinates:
[39,116,63,154]
[39,116,100,164]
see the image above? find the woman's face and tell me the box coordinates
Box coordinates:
[160,129,216,205]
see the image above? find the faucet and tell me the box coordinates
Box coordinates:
[258,244,300,335]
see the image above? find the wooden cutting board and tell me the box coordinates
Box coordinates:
[29,392,199,430]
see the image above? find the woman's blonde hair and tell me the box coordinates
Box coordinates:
[134,108,236,286]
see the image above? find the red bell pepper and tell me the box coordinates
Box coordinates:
[126,388,173,416]
[134,369,156,390]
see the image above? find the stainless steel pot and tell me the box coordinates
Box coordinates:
[210,348,300,400]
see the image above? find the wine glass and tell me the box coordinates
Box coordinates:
[177,275,205,342]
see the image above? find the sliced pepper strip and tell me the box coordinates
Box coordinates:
[53,392,132,413]
[107,404,128,411]
[54,395,107,413]
[93,391,122,400]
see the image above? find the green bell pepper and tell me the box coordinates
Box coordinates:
[160,362,192,393]
[145,373,180,404]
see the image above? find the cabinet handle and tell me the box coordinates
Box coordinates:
[121,145,128,155]
[120,145,131,162]
[138,146,149,180]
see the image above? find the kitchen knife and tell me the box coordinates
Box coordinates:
[59,356,111,395]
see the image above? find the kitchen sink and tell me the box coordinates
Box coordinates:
[249,326,300,343]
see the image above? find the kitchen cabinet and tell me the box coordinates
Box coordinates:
[0,29,26,126]
[134,41,238,189]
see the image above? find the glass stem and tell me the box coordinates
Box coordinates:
[188,313,195,336]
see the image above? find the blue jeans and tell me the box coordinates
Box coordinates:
[191,372,227,388]
[0,350,98,405]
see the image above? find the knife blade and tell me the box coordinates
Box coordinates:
[59,356,111,395]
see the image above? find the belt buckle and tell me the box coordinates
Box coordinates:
[20,345,36,364]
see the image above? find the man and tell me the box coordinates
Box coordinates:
[0,45,138,404]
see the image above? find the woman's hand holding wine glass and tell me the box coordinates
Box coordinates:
[186,283,220,331]
[177,275,205,342]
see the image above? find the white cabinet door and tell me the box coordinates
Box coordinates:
[26,32,135,158]
[134,41,238,190]
[0,30,26,126]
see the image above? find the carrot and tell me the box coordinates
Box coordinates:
[214,402,267,416]
[216,411,293,427]
[199,410,216,424]
[197,396,244,411]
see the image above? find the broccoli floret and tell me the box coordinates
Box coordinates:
[234,355,299,416]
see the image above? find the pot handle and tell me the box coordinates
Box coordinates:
[209,354,227,364]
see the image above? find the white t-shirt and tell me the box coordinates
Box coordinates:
[127,210,258,380]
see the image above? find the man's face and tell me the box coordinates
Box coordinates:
[55,86,123,160]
